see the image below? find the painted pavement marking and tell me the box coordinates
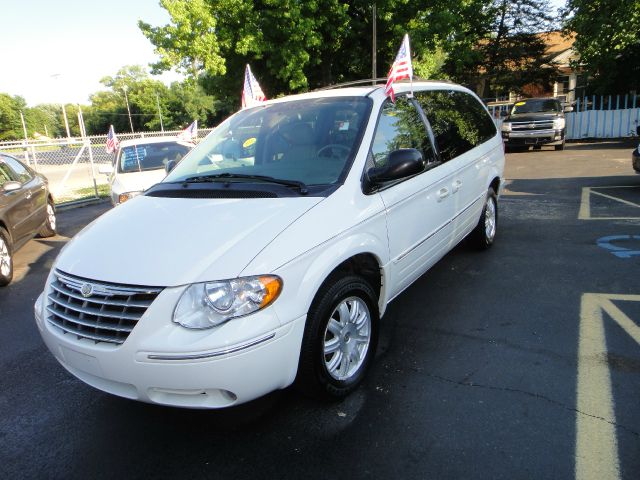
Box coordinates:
[576,293,640,480]
[579,186,640,220]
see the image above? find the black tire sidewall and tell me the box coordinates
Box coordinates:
[0,228,13,286]
[297,275,379,398]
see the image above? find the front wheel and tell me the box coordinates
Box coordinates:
[0,228,14,287]
[38,200,57,237]
[296,275,379,399]
[469,187,498,250]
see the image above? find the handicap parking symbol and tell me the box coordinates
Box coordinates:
[597,235,640,258]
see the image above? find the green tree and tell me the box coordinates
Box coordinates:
[25,104,64,138]
[0,94,27,141]
[452,0,559,99]
[563,0,640,93]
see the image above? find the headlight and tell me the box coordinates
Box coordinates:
[173,275,283,329]
[501,122,512,132]
[553,118,565,130]
[117,191,142,204]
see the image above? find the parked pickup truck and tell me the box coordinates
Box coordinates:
[501,97,572,152]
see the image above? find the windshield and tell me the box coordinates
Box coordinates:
[164,97,372,187]
[119,142,191,173]
[511,99,561,115]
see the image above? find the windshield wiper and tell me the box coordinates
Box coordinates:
[182,173,308,194]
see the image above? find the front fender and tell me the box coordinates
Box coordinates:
[260,229,390,327]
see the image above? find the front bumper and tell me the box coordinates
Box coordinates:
[502,129,564,146]
[34,286,306,409]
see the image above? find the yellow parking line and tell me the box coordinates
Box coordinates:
[578,187,591,220]
[576,293,621,480]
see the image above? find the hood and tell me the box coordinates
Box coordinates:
[505,113,562,122]
[55,195,323,286]
[113,169,167,194]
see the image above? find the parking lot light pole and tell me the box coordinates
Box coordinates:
[122,86,134,133]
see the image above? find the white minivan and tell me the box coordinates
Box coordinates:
[35,81,504,408]
[99,136,193,205]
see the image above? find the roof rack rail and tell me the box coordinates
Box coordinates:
[313,77,452,92]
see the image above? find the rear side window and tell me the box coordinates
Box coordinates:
[415,90,496,162]
[2,156,33,183]
[370,97,434,169]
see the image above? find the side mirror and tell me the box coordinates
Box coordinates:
[367,148,424,185]
[564,106,574,113]
[98,164,113,175]
[165,159,177,174]
[2,181,22,193]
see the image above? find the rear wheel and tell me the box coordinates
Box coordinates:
[0,228,13,287]
[38,200,57,237]
[296,275,379,399]
[469,187,498,250]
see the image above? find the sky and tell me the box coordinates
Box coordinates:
[0,0,568,107]
[0,0,179,106]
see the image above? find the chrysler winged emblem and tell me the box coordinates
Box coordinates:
[80,283,94,298]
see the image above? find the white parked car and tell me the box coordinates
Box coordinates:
[99,136,193,205]
[35,81,504,408]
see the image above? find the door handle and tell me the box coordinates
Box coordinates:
[452,180,462,193]
[437,187,450,201]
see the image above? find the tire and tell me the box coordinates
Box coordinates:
[554,141,565,151]
[0,228,13,287]
[296,275,379,399]
[469,187,498,250]
[38,200,57,238]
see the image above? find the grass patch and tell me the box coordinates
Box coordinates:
[55,183,110,205]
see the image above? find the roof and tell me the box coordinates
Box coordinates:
[257,80,469,106]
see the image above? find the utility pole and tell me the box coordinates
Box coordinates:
[156,92,164,133]
[123,85,134,133]
[372,3,377,84]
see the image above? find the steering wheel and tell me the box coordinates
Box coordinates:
[317,144,351,161]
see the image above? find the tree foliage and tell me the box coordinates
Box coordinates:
[563,0,640,93]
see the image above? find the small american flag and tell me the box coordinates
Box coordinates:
[177,120,198,143]
[384,34,413,102]
[241,64,266,109]
[105,125,119,153]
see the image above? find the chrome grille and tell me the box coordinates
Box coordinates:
[46,270,163,346]
[511,120,554,130]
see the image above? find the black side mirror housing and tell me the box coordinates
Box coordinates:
[165,159,177,174]
[367,148,425,186]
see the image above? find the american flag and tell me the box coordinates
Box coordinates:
[177,120,198,143]
[384,34,413,102]
[241,64,266,109]
[105,125,119,153]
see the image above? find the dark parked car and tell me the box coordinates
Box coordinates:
[501,97,571,151]
[0,153,56,286]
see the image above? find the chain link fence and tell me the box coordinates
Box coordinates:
[0,128,213,205]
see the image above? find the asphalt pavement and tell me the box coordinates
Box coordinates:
[1,141,638,480]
